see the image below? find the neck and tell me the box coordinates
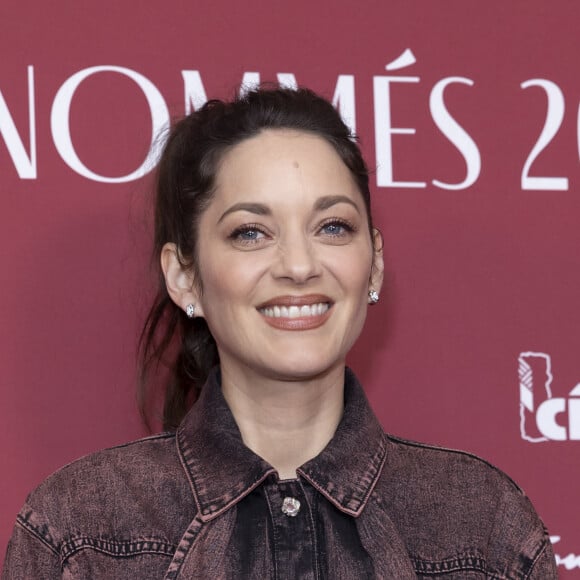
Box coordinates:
[220,363,345,479]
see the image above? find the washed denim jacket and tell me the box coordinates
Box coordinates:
[3,368,557,579]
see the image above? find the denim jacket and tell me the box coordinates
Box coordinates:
[3,368,557,579]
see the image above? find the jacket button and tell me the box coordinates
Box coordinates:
[281,496,301,517]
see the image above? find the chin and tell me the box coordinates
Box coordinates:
[263,354,343,382]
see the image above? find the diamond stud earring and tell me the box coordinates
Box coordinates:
[185,304,195,318]
[368,290,380,304]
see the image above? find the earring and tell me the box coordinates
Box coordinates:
[368,290,380,304]
[185,303,195,318]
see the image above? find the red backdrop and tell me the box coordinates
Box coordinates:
[1,1,579,575]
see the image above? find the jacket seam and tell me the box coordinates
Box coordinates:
[411,553,487,575]
[523,537,551,580]
[263,488,279,580]
[358,436,387,511]
[298,436,386,517]
[61,536,176,563]
[177,425,277,520]
[14,516,59,557]
[38,433,177,481]
[175,429,203,515]
[199,470,276,520]
[386,434,524,495]
[104,432,175,451]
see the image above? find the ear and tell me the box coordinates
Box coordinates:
[369,228,385,295]
[160,243,205,317]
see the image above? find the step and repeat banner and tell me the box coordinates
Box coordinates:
[1,1,579,574]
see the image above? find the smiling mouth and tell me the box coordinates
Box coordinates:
[256,296,333,330]
[259,303,330,319]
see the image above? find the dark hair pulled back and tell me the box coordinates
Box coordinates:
[139,85,372,431]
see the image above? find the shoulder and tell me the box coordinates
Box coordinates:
[379,432,537,521]
[374,434,555,578]
[383,433,524,495]
[31,432,180,501]
[16,432,190,552]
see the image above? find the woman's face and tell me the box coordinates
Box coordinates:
[166,129,383,383]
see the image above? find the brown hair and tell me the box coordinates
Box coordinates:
[139,86,372,430]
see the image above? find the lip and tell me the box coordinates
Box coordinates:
[256,294,333,331]
[256,294,332,309]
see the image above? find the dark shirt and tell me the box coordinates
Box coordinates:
[3,368,557,579]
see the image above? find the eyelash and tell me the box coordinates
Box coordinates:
[228,223,268,244]
[318,218,357,237]
[228,218,357,245]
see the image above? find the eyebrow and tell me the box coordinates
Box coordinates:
[314,195,360,213]
[217,194,360,224]
[217,202,271,224]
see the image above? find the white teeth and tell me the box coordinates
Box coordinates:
[260,302,330,318]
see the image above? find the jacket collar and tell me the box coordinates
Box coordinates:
[176,367,387,522]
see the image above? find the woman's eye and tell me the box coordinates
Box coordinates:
[229,225,268,245]
[322,223,345,235]
[238,228,263,240]
[320,220,354,237]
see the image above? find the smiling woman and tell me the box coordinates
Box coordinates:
[161,129,381,421]
[3,88,557,579]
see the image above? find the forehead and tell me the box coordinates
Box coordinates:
[212,129,360,206]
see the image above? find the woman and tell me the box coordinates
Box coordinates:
[3,87,557,578]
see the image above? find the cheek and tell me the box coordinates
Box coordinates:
[327,247,373,292]
[197,248,265,316]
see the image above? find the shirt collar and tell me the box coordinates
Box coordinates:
[176,367,387,522]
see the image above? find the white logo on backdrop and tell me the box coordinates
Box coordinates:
[518,352,580,442]
[551,536,580,570]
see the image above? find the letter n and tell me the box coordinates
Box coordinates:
[0,66,36,179]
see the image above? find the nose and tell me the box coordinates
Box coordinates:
[270,234,322,284]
